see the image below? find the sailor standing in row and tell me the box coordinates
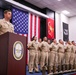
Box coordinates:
[58,39,65,72]
[48,39,58,73]
[39,37,49,71]
[65,41,72,71]
[27,36,39,73]
[70,41,76,70]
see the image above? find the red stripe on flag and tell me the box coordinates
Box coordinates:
[34,16,36,36]
[22,34,24,36]
[38,17,40,39]
[30,14,32,41]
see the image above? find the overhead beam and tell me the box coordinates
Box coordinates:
[5,0,49,18]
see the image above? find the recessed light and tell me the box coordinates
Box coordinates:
[62,10,70,15]
[58,0,61,1]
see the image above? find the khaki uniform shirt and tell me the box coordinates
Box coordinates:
[58,43,64,53]
[0,19,14,35]
[71,45,76,53]
[48,43,51,52]
[50,42,58,52]
[65,44,72,52]
[40,41,50,52]
[27,40,39,52]
[38,42,42,51]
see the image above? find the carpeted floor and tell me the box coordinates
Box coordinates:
[26,65,76,75]
[26,66,45,75]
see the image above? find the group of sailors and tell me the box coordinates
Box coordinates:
[27,36,76,74]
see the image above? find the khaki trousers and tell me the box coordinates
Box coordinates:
[28,50,38,72]
[70,53,75,65]
[38,50,41,64]
[40,51,48,70]
[48,51,58,67]
[75,54,76,64]
[58,53,64,65]
[65,52,71,65]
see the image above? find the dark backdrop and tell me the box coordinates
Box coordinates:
[0,8,3,19]
[63,22,69,41]
[40,18,46,40]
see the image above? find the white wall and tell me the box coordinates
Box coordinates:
[55,12,76,42]
[55,13,69,41]
[69,16,76,42]
[55,13,61,41]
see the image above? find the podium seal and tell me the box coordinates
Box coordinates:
[13,41,24,60]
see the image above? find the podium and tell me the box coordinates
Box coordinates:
[0,32,26,75]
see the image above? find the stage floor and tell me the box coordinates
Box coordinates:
[26,65,76,75]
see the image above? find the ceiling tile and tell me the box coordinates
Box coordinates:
[24,0,76,17]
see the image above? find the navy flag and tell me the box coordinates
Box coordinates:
[63,22,69,41]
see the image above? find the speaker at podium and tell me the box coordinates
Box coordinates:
[0,32,26,75]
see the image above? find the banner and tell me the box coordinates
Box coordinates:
[47,18,55,39]
[63,22,69,41]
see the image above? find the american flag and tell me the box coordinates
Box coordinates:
[12,7,40,42]
[12,7,40,63]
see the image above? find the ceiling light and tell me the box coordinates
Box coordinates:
[62,10,70,15]
[58,0,61,1]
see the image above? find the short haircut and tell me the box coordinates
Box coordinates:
[72,41,74,43]
[59,39,61,42]
[31,36,36,41]
[4,10,11,14]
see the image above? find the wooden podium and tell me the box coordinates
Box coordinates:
[0,32,26,75]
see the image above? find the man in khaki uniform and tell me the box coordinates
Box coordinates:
[47,40,52,74]
[27,36,39,73]
[39,37,49,71]
[65,41,72,71]
[48,39,58,73]
[58,39,65,72]
[47,40,51,44]
[0,10,14,35]
[47,40,51,57]
[70,41,76,70]
[38,38,42,64]
[74,43,76,70]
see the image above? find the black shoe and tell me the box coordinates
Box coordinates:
[29,72,33,74]
[40,70,42,72]
[35,71,40,73]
